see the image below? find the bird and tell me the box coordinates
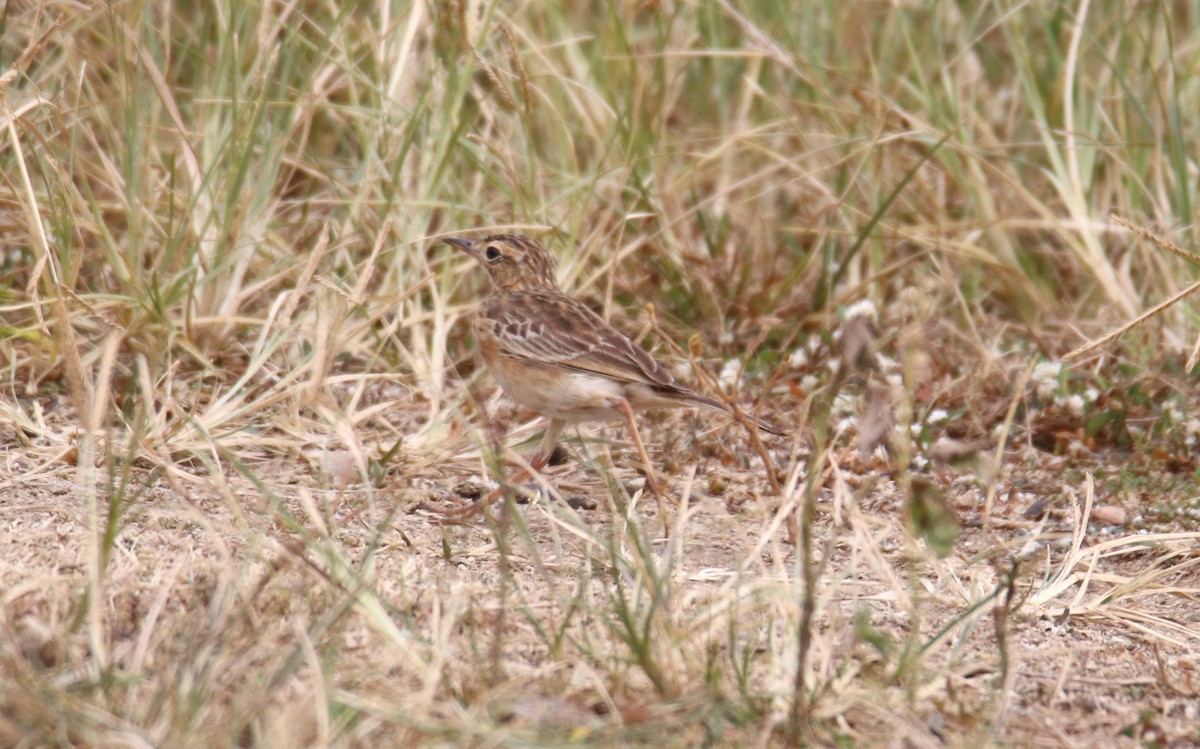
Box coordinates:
[439,232,784,520]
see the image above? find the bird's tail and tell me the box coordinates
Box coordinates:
[686,391,787,437]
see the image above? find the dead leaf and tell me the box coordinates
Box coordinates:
[928,437,990,466]
[858,378,893,460]
[840,314,879,374]
[906,477,960,556]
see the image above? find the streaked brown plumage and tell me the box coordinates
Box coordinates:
[441,233,782,519]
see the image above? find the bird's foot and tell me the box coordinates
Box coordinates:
[416,498,487,524]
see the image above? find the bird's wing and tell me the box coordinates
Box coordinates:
[479,291,789,436]
[479,291,676,388]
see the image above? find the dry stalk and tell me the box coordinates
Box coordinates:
[644,304,784,495]
[1064,215,1200,366]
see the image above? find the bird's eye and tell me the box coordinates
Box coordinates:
[484,245,503,261]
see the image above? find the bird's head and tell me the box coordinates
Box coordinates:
[444,233,559,292]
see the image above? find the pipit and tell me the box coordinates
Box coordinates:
[440,233,783,519]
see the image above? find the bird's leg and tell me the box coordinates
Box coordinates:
[434,419,565,523]
[530,418,567,469]
[611,398,671,533]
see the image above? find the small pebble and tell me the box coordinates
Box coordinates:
[1090,505,1127,526]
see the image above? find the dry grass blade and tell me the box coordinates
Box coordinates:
[1111,214,1200,266]
[1029,475,1200,647]
[1065,215,1200,363]
[1063,276,1200,364]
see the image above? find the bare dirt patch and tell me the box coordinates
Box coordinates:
[3,404,1197,747]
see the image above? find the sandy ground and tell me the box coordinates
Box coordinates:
[3,398,1198,747]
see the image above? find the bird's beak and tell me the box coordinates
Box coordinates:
[444,237,474,255]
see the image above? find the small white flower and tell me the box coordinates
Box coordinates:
[1065,394,1085,416]
[1033,361,1061,399]
[718,359,741,390]
[787,348,809,368]
[1033,360,1060,380]
[1085,387,1100,402]
[844,299,878,322]
[832,392,856,417]
[928,408,949,424]
[799,374,820,392]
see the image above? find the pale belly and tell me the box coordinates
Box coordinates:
[489,355,627,423]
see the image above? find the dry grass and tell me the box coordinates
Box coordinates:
[3,1,1200,746]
